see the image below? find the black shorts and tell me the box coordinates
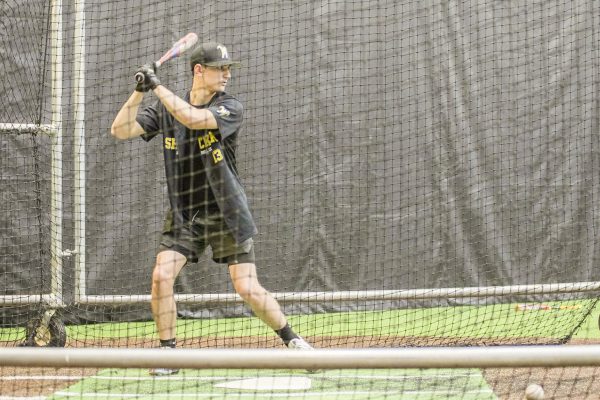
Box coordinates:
[158,209,255,265]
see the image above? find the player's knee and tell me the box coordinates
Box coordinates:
[152,263,176,285]
[152,251,185,284]
[233,278,264,302]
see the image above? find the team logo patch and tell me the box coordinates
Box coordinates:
[216,106,231,117]
[217,45,229,59]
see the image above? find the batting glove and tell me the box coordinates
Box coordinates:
[135,63,161,92]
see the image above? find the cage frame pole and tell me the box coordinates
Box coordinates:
[73,280,600,305]
[2,345,600,369]
[72,0,87,302]
[49,0,65,309]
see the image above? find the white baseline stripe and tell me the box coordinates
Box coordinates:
[54,392,399,398]
[54,390,494,398]
[54,389,493,400]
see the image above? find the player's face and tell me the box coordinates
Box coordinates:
[202,65,232,92]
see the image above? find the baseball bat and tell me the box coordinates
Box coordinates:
[135,32,198,83]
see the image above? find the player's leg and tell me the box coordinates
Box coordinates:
[206,215,313,349]
[148,249,187,376]
[152,209,203,347]
[149,210,202,376]
[228,261,312,349]
[228,262,286,330]
[151,249,187,342]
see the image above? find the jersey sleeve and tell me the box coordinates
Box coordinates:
[208,97,243,139]
[136,99,162,142]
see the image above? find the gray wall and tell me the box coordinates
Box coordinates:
[2,0,599,322]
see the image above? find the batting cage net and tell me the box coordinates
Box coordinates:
[2,0,600,398]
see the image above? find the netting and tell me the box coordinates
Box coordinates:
[1,0,600,397]
[3,366,600,399]
[5,365,594,400]
[2,346,600,399]
[0,0,54,329]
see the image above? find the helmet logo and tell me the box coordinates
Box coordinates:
[217,45,229,59]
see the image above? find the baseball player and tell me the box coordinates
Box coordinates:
[111,42,313,375]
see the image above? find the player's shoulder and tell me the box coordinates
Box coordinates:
[214,91,241,104]
[213,92,243,112]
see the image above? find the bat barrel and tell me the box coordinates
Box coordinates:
[132,33,197,84]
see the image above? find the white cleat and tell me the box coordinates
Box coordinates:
[287,337,314,350]
[287,337,319,373]
[149,346,180,376]
[149,367,180,376]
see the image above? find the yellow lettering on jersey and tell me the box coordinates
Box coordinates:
[198,131,218,150]
[212,149,223,164]
[164,137,177,150]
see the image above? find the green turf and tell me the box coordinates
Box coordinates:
[572,302,600,340]
[62,299,600,341]
[2,299,598,343]
[49,368,497,400]
[4,300,599,400]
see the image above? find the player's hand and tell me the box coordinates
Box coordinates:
[134,63,161,92]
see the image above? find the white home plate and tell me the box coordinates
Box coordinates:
[214,376,312,391]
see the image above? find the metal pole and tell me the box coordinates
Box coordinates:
[72,0,87,301]
[73,280,600,305]
[2,346,600,369]
[49,0,64,308]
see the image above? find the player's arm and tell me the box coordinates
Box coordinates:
[153,85,218,130]
[110,91,146,140]
[133,64,218,130]
[111,64,164,140]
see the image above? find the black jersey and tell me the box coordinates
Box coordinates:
[136,91,257,243]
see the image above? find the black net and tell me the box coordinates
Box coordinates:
[1,0,600,397]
